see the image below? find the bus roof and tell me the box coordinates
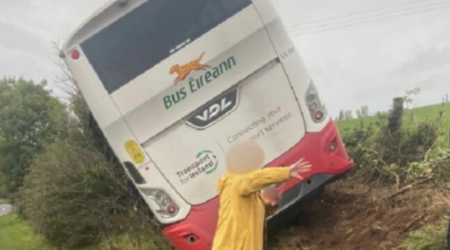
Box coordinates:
[63,0,148,53]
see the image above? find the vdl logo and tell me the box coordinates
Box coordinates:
[186,88,239,129]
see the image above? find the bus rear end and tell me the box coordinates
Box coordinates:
[63,0,353,249]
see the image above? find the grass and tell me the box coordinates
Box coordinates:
[0,214,169,250]
[396,219,448,250]
[337,103,450,147]
[0,214,100,250]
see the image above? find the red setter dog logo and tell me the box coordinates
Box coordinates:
[170,52,211,85]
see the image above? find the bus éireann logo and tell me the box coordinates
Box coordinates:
[169,52,211,85]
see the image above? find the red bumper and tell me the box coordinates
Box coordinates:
[162,120,353,250]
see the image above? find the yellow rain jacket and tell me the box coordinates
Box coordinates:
[211,167,291,250]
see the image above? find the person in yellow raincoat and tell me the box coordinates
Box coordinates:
[212,139,312,250]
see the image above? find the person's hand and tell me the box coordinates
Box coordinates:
[263,186,281,206]
[289,158,312,179]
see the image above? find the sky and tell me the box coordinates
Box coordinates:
[0,0,449,116]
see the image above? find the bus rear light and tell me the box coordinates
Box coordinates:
[140,188,179,218]
[308,102,318,111]
[167,204,178,214]
[314,110,324,121]
[71,49,80,60]
[306,80,327,123]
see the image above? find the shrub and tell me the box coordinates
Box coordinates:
[341,98,443,185]
[401,121,441,164]
[19,139,130,247]
[18,91,168,249]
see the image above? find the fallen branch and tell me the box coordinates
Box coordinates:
[388,176,434,199]
[402,214,427,233]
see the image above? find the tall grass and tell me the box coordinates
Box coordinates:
[397,219,448,250]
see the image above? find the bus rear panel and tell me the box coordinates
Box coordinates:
[63,0,353,249]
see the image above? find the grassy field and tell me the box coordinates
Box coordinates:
[337,103,450,147]
[0,214,99,250]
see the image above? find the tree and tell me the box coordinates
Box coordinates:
[0,78,65,199]
[361,105,369,117]
[338,110,345,121]
[344,110,353,120]
[356,106,369,119]
[404,87,420,109]
[0,171,5,198]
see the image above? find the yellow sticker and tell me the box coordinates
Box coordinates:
[125,140,145,164]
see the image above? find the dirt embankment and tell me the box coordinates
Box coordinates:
[272,181,449,250]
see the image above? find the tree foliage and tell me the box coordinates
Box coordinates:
[0,78,65,199]
[17,90,168,249]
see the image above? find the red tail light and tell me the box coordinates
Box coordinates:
[306,80,327,123]
[167,204,178,214]
[314,110,324,121]
[71,50,80,60]
[140,188,179,218]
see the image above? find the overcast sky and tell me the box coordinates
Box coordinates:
[1,0,449,116]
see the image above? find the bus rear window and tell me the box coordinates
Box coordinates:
[81,0,251,94]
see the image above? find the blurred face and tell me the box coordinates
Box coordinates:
[226,139,265,173]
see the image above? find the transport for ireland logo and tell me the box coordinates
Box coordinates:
[197,150,218,174]
[176,150,219,185]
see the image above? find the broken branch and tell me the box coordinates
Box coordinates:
[388,176,434,199]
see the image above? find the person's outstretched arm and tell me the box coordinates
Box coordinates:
[235,159,311,197]
[236,168,290,197]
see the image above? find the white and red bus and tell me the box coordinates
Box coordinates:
[63,0,353,249]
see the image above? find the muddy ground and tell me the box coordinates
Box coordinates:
[271,180,449,250]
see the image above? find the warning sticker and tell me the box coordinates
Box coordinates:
[125,140,145,164]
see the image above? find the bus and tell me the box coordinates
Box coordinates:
[62,0,353,249]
